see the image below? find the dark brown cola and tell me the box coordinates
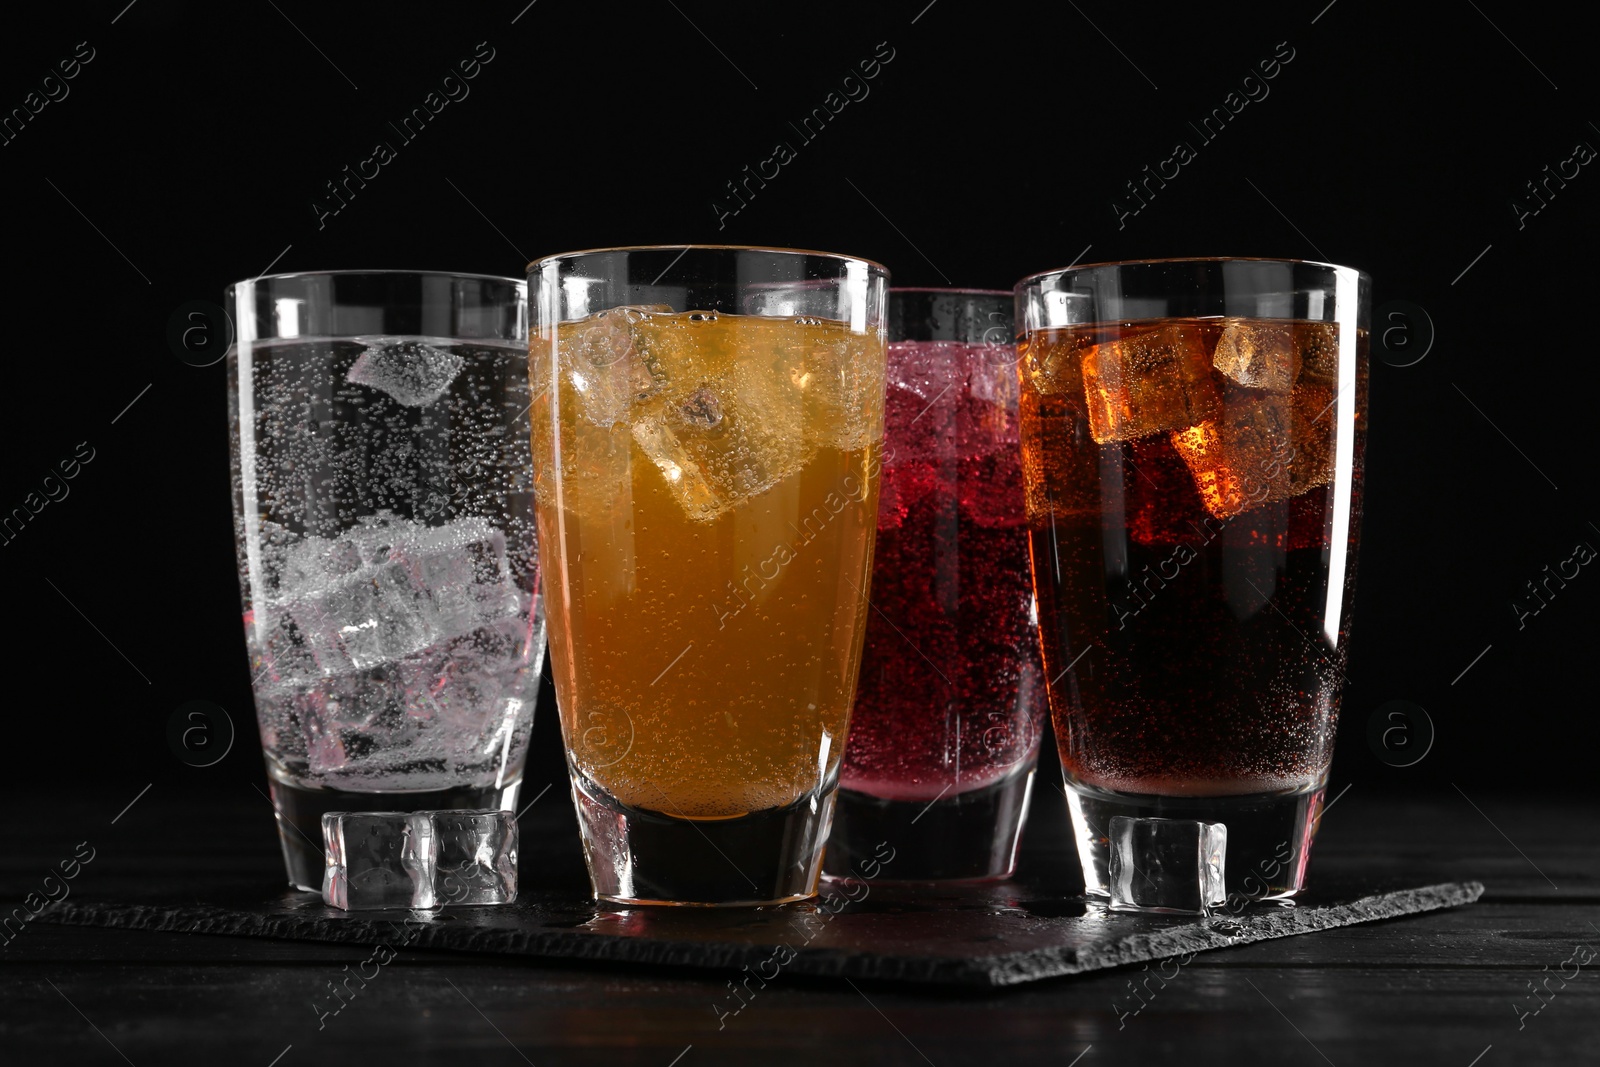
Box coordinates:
[1020,317,1368,797]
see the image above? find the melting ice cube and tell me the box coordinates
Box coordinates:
[631,415,722,518]
[309,559,439,670]
[434,810,518,905]
[1020,382,1099,526]
[1294,322,1341,385]
[798,331,884,453]
[1109,816,1226,914]
[1080,323,1221,444]
[322,810,436,910]
[557,306,668,427]
[1170,393,1295,520]
[1170,383,1338,520]
[321,809,518,910]
[347,338,464,407]
[627,314,810,521]
[1022,332,1087,399]
[1288,383,1337,495]
[1212,320,1299,392]
[268,515,523,681]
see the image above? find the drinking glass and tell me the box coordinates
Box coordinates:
[1015,258,1368,912]
[530,245,887,905]
[825,289,1045,882]
[227,270,545,892]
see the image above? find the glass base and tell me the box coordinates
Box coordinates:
[824,763,1037,882]
[1063,775,1326,908]
[265,766,521,893]
[569,769,835,906]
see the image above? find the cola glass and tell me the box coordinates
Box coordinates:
[1015,258,1368,912]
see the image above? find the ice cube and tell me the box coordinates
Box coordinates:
[389,518,521,637]
[673,385,803,509]
[1109,816,1227,914]
[796,331,884,453]
[275,535,364,601]
[1294,322,1341,385]
[390,523,474,629]
[433,810,518,905]
[958,361,1026,529]
[966,345,1020,405]
[627,314,813,520]
[322,811,437,910]
[341,512,418,567]
[305,705,349,775]
[265,516,523,681]
[1289,383,1338,494]
[557,310,876,522]
[1020,385,1100,524]
[424,615,529,731]
[252,610,324,690]
[1021,331,1088,399]
[1170,391,1296,519]
[631,415,722,518]
[1081,323,1222,444]
[311,559,439,669]
[1212,320,1299,392]
[347,338,464,407]
[557,306,667,427]
[888,338,962,401]
[678,385,724,429]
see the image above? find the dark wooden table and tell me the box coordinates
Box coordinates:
[3,784,1595,1066]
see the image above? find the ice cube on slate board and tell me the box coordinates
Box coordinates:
[321,809,518,910]
[435,811,519,905]
[322,811,436,910]
[1109,816,1227,915]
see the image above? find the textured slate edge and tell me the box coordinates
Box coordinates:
[977,880,1486,987]
[40,881,1483,989]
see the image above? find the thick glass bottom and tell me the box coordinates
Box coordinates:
[569,768,835,906]
[265,766,521,893]
[825,762,1037,883]
[1063,774,1326,907]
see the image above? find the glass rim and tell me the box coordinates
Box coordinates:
[526,244,890,277]
[1014,255,1371,289]
[890,286,1012,297]
[226,268,527,291]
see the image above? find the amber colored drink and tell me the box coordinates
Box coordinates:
[1020,315,1367,900]
[531,309,884,824]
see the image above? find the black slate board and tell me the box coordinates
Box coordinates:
[39,877,1482,988]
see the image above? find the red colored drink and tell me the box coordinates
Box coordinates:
[827,291,1046,882]
[843,342,1042,798]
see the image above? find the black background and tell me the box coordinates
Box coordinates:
[0,0,1593,806]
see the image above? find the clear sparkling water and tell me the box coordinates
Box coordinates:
[232,338,544,797]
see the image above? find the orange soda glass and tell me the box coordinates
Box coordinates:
[529,246,888,905]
